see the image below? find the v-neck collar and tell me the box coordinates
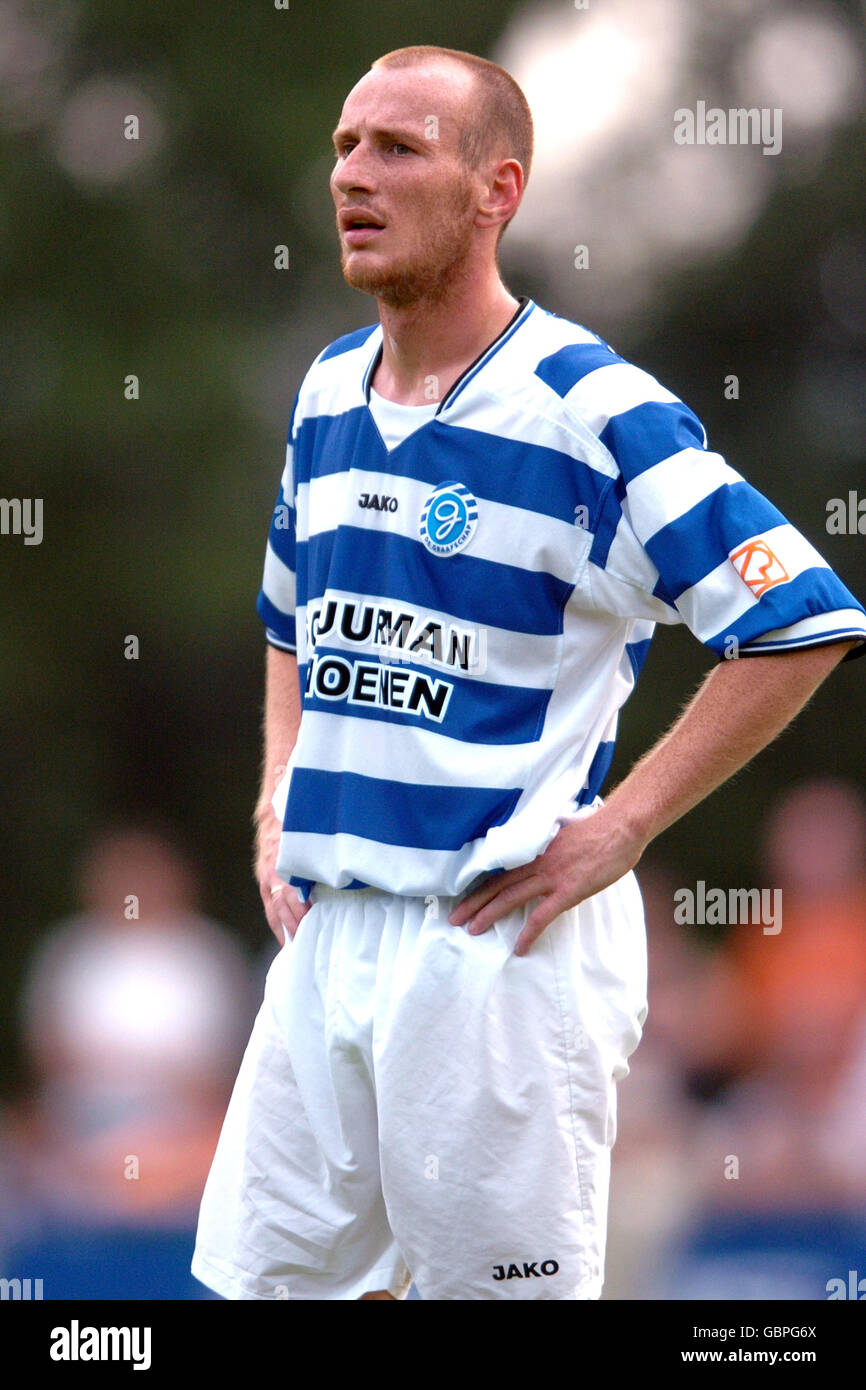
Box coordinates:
[362,295,535,419]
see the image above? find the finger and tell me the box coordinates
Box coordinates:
[282,897,311,937]
[465,875,547,935]
[265,894,290,940]
[260,885,280,938]
[264,904,287,945]
[513,895,570,957]
[448,885,499,925]
[262,879,300,941]
[276,883,313,930]
[448,866,532,924]
[274,900,301,938]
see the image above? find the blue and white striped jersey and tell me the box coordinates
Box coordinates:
[257,297,866,900]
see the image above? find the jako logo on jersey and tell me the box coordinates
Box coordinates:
[359,493,398,512]
[729,537,789,597]
[492,1260,560,1280]
[420,481,478,556]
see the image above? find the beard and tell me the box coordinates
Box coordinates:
[339,177,477,308]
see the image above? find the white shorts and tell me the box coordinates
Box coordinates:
[191,872,648,1300]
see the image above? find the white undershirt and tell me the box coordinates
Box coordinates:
[369,387,439,450]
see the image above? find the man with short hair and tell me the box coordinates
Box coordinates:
[192,46,866,1301]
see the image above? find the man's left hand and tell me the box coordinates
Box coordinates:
[448,807,645,956]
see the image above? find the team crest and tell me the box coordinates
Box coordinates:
[419,481,478,557]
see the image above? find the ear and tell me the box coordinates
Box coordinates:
[474,157,524,233]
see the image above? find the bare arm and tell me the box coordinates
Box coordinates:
[254,644,310,943]
[449,640,861,954]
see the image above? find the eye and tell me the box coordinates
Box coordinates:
[392,142,412,155]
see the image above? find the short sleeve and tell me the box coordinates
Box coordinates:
[256,391,300,653]
[579,366,866,659]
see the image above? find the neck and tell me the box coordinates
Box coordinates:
[374,269,521,405]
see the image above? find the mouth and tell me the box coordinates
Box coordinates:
[340,210,386,246]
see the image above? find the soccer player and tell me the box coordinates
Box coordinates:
[192,46,866,1301]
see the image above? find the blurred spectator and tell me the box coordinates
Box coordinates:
[731,777,866,1094]
[604,860,746,1299]
[0,826,257,1299]
[653,779,866,1299]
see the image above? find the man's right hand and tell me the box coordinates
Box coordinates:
[255,808,311,945]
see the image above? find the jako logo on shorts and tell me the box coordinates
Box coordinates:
[492,1260,559,1280]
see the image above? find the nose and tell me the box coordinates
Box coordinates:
[331,142,376,198]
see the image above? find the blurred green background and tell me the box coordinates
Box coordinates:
[1,0,864,1093]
